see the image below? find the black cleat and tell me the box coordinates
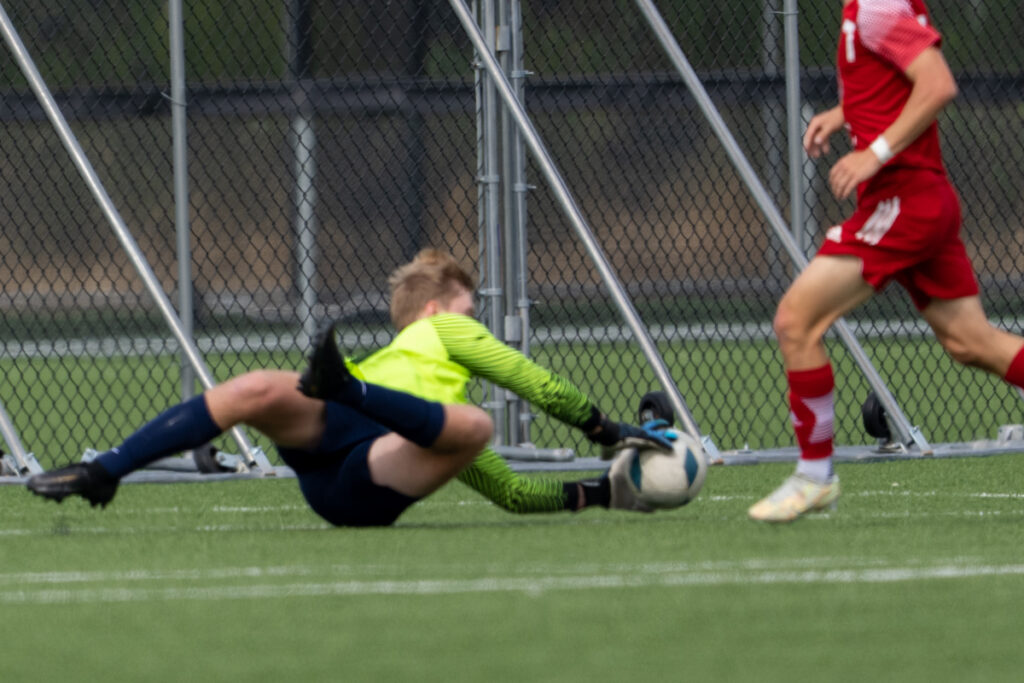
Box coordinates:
[637,390,674,427]
[297,321,355,401]
[26,462,119,508]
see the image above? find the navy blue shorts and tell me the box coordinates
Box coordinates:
[276,402,420,527]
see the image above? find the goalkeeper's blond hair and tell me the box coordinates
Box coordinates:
[388,249,475,330]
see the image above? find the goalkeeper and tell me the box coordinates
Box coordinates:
[26,249,671,526]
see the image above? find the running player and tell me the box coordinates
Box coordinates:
[749,0,1024,522]
[26,249,671,526]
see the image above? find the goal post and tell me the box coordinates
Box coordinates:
[452,0,721,460]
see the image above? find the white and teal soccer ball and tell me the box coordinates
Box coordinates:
[623,431,708,509]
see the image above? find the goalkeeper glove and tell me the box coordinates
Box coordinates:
[585,413,676,460]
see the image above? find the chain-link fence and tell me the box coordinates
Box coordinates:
[1,1,1022,469]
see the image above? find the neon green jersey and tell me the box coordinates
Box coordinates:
[354,316,472,404]
[355,313,595,428]
[354,313,598,513]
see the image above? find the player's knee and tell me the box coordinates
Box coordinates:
[773,302,812,353]
[428,406,492,463]
[938,334,983,368]
[225,370,292,416]
[463,407,494,452]
[934,318,1009,371]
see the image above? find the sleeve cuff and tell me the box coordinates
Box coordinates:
[580,405,602,432]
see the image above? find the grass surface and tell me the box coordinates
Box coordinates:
[3,456,1024,682]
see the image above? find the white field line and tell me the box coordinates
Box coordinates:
[2,491,1013,519]
[4,506,1018,536]
[208,505,309,513]
[0,504,314,519]
[703,490,1024,502]
[0,523,331,537]
[0,488,1019,535]
[2,562,1024,605]
[0,557,902,586]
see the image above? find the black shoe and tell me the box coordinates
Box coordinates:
[297,321,354,401]
[26,462,119,508]
[637,390,674,426]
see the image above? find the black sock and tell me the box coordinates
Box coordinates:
[96,395,222,478]
[565,476,610,510]
[338,380,446,449]
[562,481,580,510]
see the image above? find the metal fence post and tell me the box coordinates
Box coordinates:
[288,0,319,345]
[783,0,807,255]
[476,0,509,446]
[499,0,532,445]
[169,0,195,405]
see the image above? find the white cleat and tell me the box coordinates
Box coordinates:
[748,473,840,523]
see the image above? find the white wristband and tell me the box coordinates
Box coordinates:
[869,136,893,164]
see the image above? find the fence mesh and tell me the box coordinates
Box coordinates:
[1,1,1022,467]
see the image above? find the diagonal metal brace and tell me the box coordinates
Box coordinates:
[0,397,40,475]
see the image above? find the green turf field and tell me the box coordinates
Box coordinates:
[3,456,1024,682]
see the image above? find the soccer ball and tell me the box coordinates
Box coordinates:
[618,430,708,509]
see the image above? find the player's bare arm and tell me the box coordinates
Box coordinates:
[829,46,957,200]
[803,105,845,159]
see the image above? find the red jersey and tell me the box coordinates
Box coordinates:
[839,0,946,183]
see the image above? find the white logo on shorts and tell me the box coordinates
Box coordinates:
[855,197,901,246]
[826,225,843,243]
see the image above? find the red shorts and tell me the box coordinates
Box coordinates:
[817,171,979,310]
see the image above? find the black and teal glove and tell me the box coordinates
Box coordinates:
[586,413,676,460]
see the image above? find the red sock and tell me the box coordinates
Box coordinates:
[1003,345,1024,389]
[788,364,835,460]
